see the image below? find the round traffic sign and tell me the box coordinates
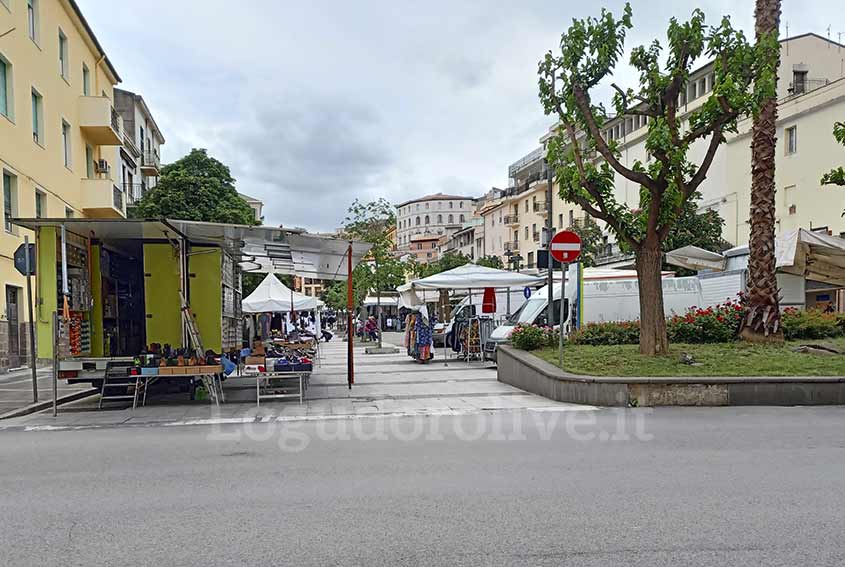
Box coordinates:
[549,231,582,263]
[523,286,532,299]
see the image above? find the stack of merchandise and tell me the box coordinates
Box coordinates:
[403,310,434,363]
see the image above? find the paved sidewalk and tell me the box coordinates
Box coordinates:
[0,339,593,430]
[0,365,95,417]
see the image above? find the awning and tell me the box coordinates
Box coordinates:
[666,229,845,286]
[401,264,545,290]
[242,273,323,313]
[11,218,372,281]
[363,295,399,307]
[665,245,729,272]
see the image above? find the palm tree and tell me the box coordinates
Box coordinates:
[742,0,783,342]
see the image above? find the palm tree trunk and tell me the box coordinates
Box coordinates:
[742,0,784,342]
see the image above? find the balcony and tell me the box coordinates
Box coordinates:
[533,201,548,215]
[787,77,830,98]
[140,150,161,176]
[79,96,123,145]
[123,183,147,206]
[504,240,519,252]
[504,214,519,226]
[532,231,541,242]
[81,178,125,218]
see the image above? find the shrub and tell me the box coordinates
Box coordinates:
[568,321,640,346]
[781,308,843,340]
[667,299,744,344]
[509,325,556,350]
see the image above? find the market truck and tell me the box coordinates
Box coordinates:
[483,267,705,361]
[22,220,241,386]
[434,289,530,346]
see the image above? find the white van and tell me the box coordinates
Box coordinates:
[435,288,531,346]
[483,270,705,361]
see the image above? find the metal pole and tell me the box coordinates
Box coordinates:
[52,312,59,417]
[24,236,37,403]
[558,264,567,367]
[545,161,555,328]
[60,224,69,318]
[375,256,382,349]
[346,243,354,389]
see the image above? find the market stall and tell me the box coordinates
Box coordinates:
[12,218,371,408]
[399,265,544,362]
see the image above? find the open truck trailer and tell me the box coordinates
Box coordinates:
[12,217,372,400]
[13,219,244,388]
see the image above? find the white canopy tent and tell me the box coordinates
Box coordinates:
[242,273,324,313]
[398,264,545,308]
[666,229,845,286]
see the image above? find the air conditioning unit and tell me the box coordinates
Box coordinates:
[95,159,110,175]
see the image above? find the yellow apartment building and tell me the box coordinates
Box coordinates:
[0,0,123,368]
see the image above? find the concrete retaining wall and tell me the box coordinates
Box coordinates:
[497,345,845,406]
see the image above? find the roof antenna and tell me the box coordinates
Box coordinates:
[827,25,832,48]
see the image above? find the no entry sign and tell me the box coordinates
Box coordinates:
[549,231,582,263]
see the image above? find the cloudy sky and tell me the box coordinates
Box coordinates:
[80,0,837,231]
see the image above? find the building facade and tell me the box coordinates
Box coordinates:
[0,0,124,367]
[395,193,476,252]
[114,88,164,205]
[537,33,845,263]
[238,192,264,223]
[408,233,442,264]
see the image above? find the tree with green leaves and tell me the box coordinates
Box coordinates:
[743,0,783,343]
[476,255,504,269]
[132,149,258,226]
[821,121,845,215]
[538,4,762,354]
[566,217,604,268]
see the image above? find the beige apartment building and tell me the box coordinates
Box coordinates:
[0,0,127,367]
[536,32,845,265]
[396,193,476,254]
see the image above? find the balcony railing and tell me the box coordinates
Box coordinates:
[787,78,830,97]
[504,241,519,252]
[141,150,161,173]
[532,231,541,242]
[113,185,124,211]
[123,183,146,205]
[533,201,548,214]
[504,214,519,225]
[110,107,121,134]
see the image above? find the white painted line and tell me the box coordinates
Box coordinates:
[550,243,581,251]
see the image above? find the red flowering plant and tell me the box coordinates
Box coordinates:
[667,296,745,343]
[509,324,557,350]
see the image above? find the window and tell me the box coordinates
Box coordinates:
[415,216,420,226]
[524,226,529,240]
[431,242,436,249]
[459,214,465,223]
[35,191,45,218]
[524,200,528,213]
[0,55,12,121]
[437,214,442,223]
[558,213,563,229]
[447,214,453,224]
[58,30,68,79]
[792,70,807,95]
[27,0,39,43]
[65,207,74,218]
[424,215,430,225]
[3,171,16,233]
[459,201,463,208]
[785,126,797,155]
[31,89,43,145]
[425,202,429,209]
[61,120,71,167]
[449,201,454,209]
[569,210,574,226]
[82,64,90,96]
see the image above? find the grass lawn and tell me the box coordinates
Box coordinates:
[534,337,845,377]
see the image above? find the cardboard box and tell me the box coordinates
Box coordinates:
[201,365,222,374]
[245,356,265,365]
[158,366,176,375]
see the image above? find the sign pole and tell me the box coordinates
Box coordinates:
[346,243,354,389]
[558,263,567,367]
[52,312,59,417]
[24,236,37,403]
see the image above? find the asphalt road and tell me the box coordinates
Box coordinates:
[2,406,845,566]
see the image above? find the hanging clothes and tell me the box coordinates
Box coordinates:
[257,312,271,340]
